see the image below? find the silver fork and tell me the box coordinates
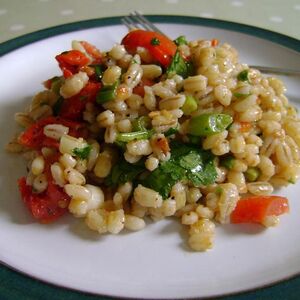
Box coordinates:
[122,11,300,77]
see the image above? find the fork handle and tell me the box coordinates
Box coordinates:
[251,65,300,76]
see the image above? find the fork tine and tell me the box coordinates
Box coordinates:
[132,11,166,36]
[122,16,142,30]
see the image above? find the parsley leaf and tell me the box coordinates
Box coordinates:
[105,159,145,187]
[150,37,160,45]
[174,35,188,46]
[237,70,249,82]
[72,145,91,160]
[166,50,194,79]
[141,142,217,198]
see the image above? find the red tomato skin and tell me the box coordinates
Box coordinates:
[231,196,289,224]
[80,41,102,64]
[121,30,177,67]
[18,116,85,149]
[18,177,70,223]
[132,78,154,97]
[59,81,101,121]
[56,50,90,78]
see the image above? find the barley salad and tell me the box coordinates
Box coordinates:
[6,29,298,251]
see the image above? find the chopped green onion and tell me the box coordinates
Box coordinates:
[237,70,249,82]
[116,130,154,143]
[220,156,235,170]
[90,64,104,81]
[132,116,151,131]
[188,113,233,136]
[182,95,198,115]
[233,92,251,99]
[150,37,160,45]
[245,167,261,182]
[174,35,188,46]
[96,81,118,104]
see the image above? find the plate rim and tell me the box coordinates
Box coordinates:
[0,15,299,56]
[1,14,300,300]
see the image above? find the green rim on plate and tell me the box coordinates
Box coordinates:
[0,15,300,300]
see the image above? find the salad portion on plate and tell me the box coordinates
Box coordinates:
[6,28,298,252]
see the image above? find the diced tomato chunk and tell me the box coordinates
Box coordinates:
[59,81,101,121]
[121,30,177,67]
[231,196,289,224]
[80,41,102,64]
[56,50,90,78]
[18,116,86,150]
[133,78,154,97]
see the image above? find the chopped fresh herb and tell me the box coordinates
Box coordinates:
[288,178,296,184]
[188,134,201,145]
[245,167,261,182]
[233,92,251,99]
[174,35,188,46]
[182,95,198,115]
[105,159,145,187]
[72,145,91,160]
[164,127,179,137]
[96,81,118,104]
[237,70,249,82]
[166,50,193,79]
[150,37,160,45]
[131,58,138,64]
[132,116,151,131]
[220,156,235,170]
[116,129,155,143]
[141,141,217,198]
[188,113,233,136]
[90,64,104,81]
[52,97,64,116]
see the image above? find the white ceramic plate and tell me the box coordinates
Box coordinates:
[0,16,300,299]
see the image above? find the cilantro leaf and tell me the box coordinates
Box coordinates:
[72,145,91,160]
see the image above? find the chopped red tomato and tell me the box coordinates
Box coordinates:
[80,41,102,64]
[18,116,86,149]
[231,195,289,224]
[18,177,70,223]
[156,137,170,154]
[56,50,90,78]
[59,81,101,120]
[133,78,154,97]
[121,30,177,67]
[239,122,252,133]
[211,39,219,47]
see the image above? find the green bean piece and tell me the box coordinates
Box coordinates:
[245,167,261,182]
[188,113,233,136]
[182,95,198,115]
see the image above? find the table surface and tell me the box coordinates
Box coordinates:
[1,1,300,300]
[0,0,300,45]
